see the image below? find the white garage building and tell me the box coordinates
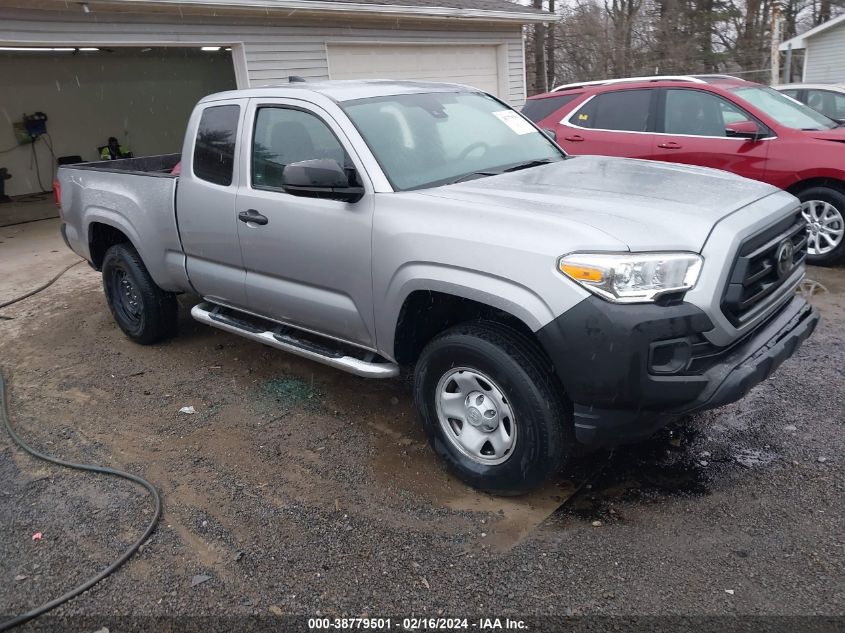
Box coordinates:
[0,0,548,197]
[780,14,845,83]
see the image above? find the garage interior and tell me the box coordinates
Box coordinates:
[0,46,237,225]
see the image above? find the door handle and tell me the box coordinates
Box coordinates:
[238,209,268,226]
[657,141,683,149]
[563,134,585,142]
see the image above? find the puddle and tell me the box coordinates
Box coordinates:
[554,425,713,524]
[800,278,830,299]
[802,267,845,317]
[365,396,583,551]
[232,369,587,552]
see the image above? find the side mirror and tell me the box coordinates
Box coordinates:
[726,120,765,140]
[542,128,557,142]
[282,158,364,203]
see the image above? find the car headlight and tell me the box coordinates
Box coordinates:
[558,252,703,303]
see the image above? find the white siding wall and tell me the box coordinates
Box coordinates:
[0,9,527,106]
[805,22,845,82]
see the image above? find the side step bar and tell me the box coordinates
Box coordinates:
[190,302,399,379]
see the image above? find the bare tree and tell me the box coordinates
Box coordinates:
[523,0,845,95]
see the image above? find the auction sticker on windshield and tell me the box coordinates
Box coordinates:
[493,110,535,135]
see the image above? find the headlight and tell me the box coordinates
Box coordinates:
[558,252,703,303]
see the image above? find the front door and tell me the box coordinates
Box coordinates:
[234,99,376,348]
[651,88,770,182]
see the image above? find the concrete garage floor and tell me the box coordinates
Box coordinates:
[0,197,60,228]
[0,218,843,628]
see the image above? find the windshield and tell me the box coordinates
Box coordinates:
[730,85,837,130]
[341,91,565,191]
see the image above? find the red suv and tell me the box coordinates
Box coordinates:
[523,75,845,265]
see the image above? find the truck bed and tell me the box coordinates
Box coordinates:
[58,152,189,292]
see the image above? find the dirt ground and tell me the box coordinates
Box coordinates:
[1,218,843,631]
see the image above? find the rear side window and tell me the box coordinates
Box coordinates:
[193,105,240,186]
[571,89,652,132]
[521,94,578,123]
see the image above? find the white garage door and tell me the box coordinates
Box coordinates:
[327,44,501,96]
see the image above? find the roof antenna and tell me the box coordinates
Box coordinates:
[288,76,306,83]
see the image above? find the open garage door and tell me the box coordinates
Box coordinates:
[327,44,501,96]
[0,46,236,201]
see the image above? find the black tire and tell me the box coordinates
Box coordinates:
[101,243,178,345]
[413,321,573,495]
[796,185,845,266]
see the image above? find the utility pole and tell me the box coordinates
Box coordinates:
[783,43,793,82]
[770,3,782,85]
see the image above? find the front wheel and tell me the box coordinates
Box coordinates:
[413,322,573,495]
[797,186,845,266]
[102,243,178,344]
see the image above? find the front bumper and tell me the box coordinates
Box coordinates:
[536,295,819,447]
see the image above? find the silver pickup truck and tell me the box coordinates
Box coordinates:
[58,80,818,494]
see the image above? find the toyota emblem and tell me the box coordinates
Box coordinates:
[775,239,794,279]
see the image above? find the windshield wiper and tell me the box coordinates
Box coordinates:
[443,170,499,185]
[500,158,556,173]
[443,158,557,187]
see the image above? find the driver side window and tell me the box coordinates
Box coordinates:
[252,107,349,190]
[663,89,750,137]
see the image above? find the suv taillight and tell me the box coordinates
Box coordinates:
[53,179,61,211]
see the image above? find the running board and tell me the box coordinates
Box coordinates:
[190,302,399,379]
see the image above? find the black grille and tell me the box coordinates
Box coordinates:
[722,210,808,326]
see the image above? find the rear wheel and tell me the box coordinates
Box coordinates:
[797,186,845,266]
[413,321,573,495]
[102,243,178,344]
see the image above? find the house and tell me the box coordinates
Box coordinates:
[0,0,549,197]
[780,14,845,83]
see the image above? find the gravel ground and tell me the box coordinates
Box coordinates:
[0,222,842,632]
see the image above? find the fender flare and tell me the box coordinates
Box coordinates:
[380,261,582,358]
[84,210,181,291]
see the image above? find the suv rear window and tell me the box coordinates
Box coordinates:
[521,94,578,123]
[571,89,652,132]
[193,105,240,186]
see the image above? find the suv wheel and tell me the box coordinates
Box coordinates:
[102,243,178,344]
[798,186,845,266]
[413,321,572,495]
